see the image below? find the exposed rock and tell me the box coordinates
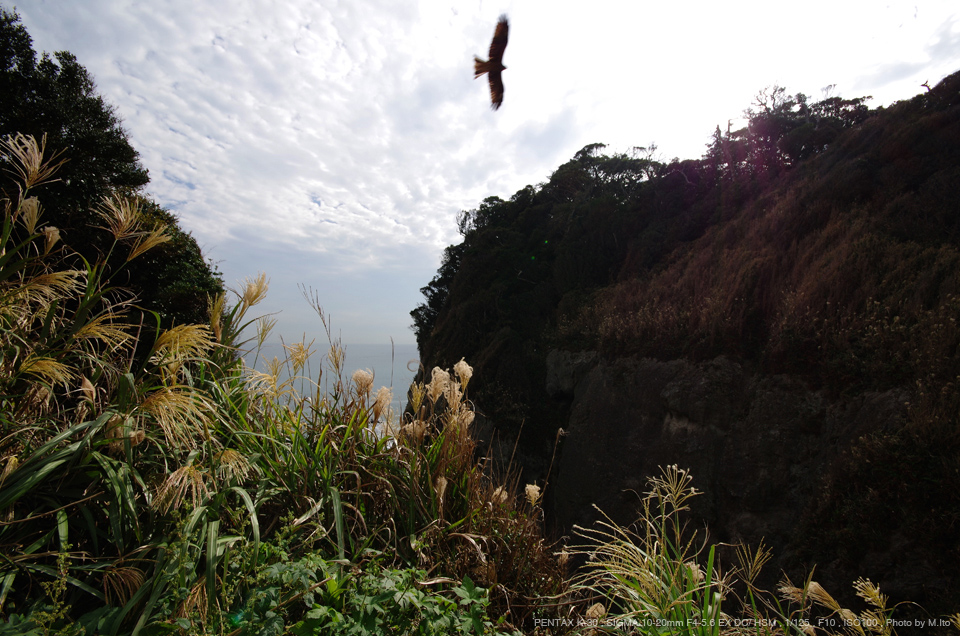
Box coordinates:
[549,350,912,592]
[545,349,598,397]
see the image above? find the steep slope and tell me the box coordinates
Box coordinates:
[413,72,960,615]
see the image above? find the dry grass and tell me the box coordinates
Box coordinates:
[4,132,957,635]
[567,467,946,636]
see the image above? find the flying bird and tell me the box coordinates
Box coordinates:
[474,15,509,110]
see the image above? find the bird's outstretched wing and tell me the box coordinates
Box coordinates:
[488,70,505,110]
[488,15,509,65]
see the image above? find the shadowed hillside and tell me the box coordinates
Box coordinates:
[413,71,960,618]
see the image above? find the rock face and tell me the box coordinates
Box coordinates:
[547,350,911,590]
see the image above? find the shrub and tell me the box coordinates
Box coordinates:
[0,134,564,635]
[568,466,958,636]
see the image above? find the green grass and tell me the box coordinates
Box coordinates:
[0,134,563,635]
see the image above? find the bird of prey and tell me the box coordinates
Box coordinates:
[474,15,509,110]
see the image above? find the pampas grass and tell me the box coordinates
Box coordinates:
[567,466,942,636]
[3,133,947,635]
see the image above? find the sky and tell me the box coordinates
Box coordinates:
[14,0,960,348]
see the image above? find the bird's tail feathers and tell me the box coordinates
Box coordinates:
[474,56,490,78]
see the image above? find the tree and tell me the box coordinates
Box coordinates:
[0,8,222,327]
[0,9,148,229]
[411,243,464,350]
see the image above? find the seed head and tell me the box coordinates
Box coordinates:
[208,293,226,342]
[1,456,19,485]
[778,583,806,604]
[373,386,392,421]
[154,464,210,514]
[284,339,315,375]
[0,133,65,188]
[240,272,269,309]
[853,578,887,610]
[443,379,462,411]
[80,376,96,404]
[352,368,374,396]
[401,420,427,444]
[41,226,60,255]
[427,367,450,403]
[585,603,605,620]
[215,449,253,482]
[97,193,143,239]
[807,581,841,612]
[21,355,76,386]
[525,483,541,506]
[19,197,41,233]
[327,343,345,376]
[454,358,473,389]
[434,475,448,503]
[409,382,426,414]
[126,225,171,261]
[256,315,276,348]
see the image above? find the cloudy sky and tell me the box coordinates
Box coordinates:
[15,0,960,347]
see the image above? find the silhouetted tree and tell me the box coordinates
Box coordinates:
[0,8,222,327]
[411,243,463,350]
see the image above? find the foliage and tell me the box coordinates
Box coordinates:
[0,7,222,329]
[2,16,957,630]
[412,72,960,618]
[411,243,464,351]
[233,554,518,636]
[0,9,148,212]
[570,466,729,636]
[0,133,225,635]
[569,466,952,636]
[0,135,565,634]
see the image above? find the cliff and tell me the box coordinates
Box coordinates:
[412,72,960,614]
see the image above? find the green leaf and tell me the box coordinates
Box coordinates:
[55,509,68,551]
[206,517,221,615]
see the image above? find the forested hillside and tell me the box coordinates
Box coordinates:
[413,71,960,615]
[413,82,888,437]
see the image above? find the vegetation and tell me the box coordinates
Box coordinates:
[0,166,948,636]
[413,72,960,617]
[0,134,570,633]
[411,82,914,431]
[0,8,222,328]
[569,465,960,636]
[0,99,955,636]
[1,7,956,633]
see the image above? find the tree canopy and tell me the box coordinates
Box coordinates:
[412,71,960,461]
[0,8,221,327]
[411,73,960,615]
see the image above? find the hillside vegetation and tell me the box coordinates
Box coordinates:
[413,72,960,617]
[414,72,960,422]
[4,134,922,636]
[0,9,222,330]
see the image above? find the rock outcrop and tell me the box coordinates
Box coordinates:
[547,350,919,594]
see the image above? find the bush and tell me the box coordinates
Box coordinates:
[0,135,563,635]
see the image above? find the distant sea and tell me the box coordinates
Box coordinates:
[243,341,421,417]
